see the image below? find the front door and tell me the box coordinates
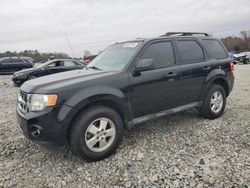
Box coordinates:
[129,40,182,118]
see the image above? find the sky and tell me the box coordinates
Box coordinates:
[0,0,250,57]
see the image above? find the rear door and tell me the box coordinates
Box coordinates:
[129,40,183,118]
[175,38,211,104]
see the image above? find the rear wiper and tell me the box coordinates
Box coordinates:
[87,66,102,71]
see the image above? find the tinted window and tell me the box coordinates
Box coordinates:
[177,40,204,63]
[0,59,11,64]
[140,42,175,68]
[47,61,62,67]
[11,58,23,63]
[63,60,77,67]
[202,39,227,59]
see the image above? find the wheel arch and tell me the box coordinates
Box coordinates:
[65,95,132,142]
[203,76,230,98]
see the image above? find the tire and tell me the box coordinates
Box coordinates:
[199,84,226,119]
[69,105,124,161]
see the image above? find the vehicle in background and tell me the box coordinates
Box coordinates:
[16,32,234,161]
[12,59,85,86]
[0,57,33,74]
[20,57,34,65]
[233,52,250,64]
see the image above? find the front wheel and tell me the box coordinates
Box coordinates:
[199,84,226,119]
[69,105,124,161]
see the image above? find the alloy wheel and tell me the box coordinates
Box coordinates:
[85,117,116,152]
[210,91,223,113]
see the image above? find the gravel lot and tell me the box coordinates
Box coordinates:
[0,65,249,188]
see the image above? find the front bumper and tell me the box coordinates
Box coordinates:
[16,104,77,147]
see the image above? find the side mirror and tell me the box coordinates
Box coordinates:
[134,59,155,72]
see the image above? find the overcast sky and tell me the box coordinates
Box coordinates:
[0,0,250,57]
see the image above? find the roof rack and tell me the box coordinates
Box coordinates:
[161,32,210,37]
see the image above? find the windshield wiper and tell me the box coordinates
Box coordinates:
[87,66,102,71]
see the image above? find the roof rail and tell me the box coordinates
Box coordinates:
[161,32,210,37]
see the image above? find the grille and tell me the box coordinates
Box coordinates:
[18,91,29,113]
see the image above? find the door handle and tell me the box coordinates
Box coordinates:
[202,66,211,71]
[165,72,177,78]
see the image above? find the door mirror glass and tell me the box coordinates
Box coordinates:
[134,59,155,72]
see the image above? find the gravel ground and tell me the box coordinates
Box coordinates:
[0,65,250,188]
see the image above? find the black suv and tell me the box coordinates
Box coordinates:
[0,57,33,73]
[16,32,234,161]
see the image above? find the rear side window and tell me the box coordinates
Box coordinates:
[202,39,227,59]
[140,41,175,68]
[47,61,62,67]
[176,40,204,63]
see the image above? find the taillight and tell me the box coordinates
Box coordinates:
[230,61,234,75]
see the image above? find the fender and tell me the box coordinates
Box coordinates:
[205,68,226,83]
[202,68,230,98]
[64,86,126,108]
[58,86,132,127]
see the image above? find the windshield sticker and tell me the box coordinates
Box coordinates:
[123,43,138,48]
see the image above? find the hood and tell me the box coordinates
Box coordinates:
[20,69,116,93]
[13,67,39,76]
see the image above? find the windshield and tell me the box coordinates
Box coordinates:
[87,42,142,71]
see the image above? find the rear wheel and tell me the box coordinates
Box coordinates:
[200,84,226,119]
[69,105,124,161]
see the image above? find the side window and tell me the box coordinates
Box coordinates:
[140,41,175,68]
[202,39,227,59]
[63,61,77,67]
[176,40,204,63]
[47,61,62,67]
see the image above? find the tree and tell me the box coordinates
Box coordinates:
[234,46,240,52]
[0,50,70,62]
[240,30,249,50]
[221,30,250,52]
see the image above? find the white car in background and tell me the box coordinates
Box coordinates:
[233,52,250,64]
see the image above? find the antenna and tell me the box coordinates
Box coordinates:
[64,33,75,58]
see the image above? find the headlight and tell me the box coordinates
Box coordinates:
[28,94,57,112]
[14,73,24,77]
